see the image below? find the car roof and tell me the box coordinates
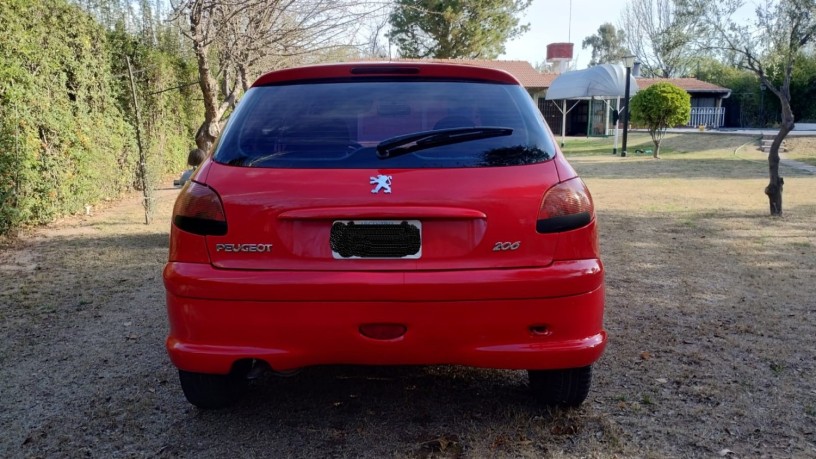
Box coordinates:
[251,62,521,87]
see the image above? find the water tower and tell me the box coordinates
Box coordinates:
[546,43,574,74]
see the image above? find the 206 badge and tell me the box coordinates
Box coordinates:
[370,175,392,194]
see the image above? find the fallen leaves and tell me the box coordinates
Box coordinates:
[417,434,463,456]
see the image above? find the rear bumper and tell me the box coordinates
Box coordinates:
[164,261,606,374]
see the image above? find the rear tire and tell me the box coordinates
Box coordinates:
[178,370,247,409]
[528,366,592,407]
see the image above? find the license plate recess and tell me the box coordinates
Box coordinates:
[330,220,421,259]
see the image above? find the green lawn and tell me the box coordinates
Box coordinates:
[559,132,760,157]
[559,132,662,156]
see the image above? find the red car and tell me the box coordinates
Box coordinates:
[164,62,605,409]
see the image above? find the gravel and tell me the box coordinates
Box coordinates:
[2,162,815,458]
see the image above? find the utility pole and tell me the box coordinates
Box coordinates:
[621,55,636,157]
[14,102,20,210]
[126,56,153,225]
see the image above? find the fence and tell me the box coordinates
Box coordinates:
[688,107,725,128]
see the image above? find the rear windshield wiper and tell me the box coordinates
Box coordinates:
[376,127,513,159]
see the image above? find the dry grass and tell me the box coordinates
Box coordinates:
[2,135,815,458]
[785,137,816,166]
[573,154,813,215]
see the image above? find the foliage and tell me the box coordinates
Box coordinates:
[0,0,199,235]
[108,24,200,180]
[619,0,697,77]
[788,51,816,122]
[387,0,532,59]
[694,51,816,127]
[582,23,629,67]
[630,82,691,158]
[0,0,134,233]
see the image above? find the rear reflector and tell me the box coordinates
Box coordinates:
[529,325,551,336]
[172,182,227,236]
[537,178,594,233]
[359,324,407,340]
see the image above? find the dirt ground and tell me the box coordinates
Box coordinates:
[1,145,815,458]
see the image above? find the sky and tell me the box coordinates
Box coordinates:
[499,0,630,70]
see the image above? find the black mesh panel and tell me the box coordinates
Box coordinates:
[330,221,421,258]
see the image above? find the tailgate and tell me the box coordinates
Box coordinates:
[203,162,561,271]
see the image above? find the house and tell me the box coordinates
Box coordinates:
[536,76,732,136]
[636,78,732,128]
[435,60,604,136]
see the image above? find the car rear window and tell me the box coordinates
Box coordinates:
[213,79,555,168]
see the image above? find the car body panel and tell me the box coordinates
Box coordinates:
[202,163,562,271]
[164,257,602,302]
[166,285,605,374]
[251,62,521,87]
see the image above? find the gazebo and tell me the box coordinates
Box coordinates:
[545,64,639,149]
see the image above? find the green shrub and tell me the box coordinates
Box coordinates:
[630,82,691,158]
[0,0,198,234]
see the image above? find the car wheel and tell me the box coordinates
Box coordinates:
[178,370,247,409]
[527,366,592,407]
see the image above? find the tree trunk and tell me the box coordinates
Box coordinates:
[765,85,795,216]
[765,127,790,216]
[238,64,250,93]
[765,175,783,215]
[652,139,661,159]
[193,40,220,153]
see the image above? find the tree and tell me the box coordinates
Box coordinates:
[681,0,816,215]
[533,60,554,72]
[172,0,382,153]
[582,23,628,66]
[619,0,697,77]
[629,82,691,158]
[387,0,532,59]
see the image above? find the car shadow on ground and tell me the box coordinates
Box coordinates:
[159,365,600,457]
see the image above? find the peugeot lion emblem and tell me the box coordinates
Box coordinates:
[370,175,392,194]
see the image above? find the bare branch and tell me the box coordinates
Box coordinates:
[171,0,390,152]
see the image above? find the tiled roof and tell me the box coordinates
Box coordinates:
[385,58,557,88]
[430,61,729,92]
[436,59,557,88]
[636,77,730,93]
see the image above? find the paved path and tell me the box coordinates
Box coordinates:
[743,129,816,174]
[665,127,816,137]
[780,155,816,174]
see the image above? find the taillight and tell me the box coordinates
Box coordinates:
[536,178,594,233]
[172,182,227,236]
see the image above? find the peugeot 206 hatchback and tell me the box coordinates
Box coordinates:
[164,62,606,409]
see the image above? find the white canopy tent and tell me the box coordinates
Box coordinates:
[544,64,639,149]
